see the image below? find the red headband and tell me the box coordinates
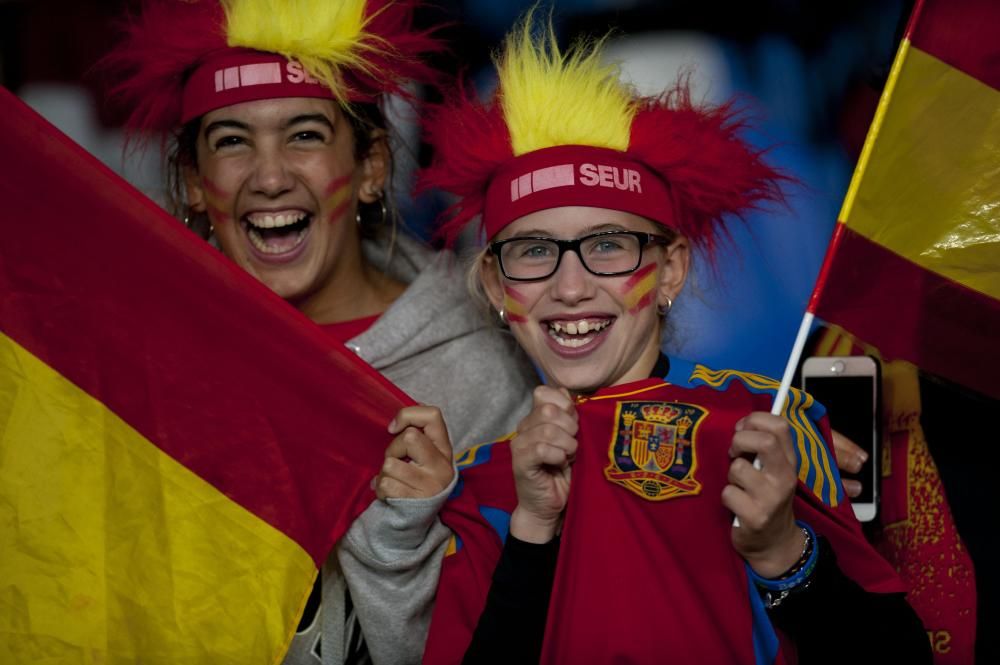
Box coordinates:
[483,145,674,238]
[181,49,343,124]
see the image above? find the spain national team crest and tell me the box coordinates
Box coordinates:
[604,401,706,501]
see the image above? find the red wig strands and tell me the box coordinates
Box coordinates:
[419,86,515,245]
[628,83,787,259]
[102,0,227,136]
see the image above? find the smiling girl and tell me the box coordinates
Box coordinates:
[415,13,931,664]
[103,2,536,663]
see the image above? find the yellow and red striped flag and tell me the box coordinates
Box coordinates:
[0,87,413,663]
[806,0,1000,400]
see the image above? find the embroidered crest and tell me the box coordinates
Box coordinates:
[604,400,706,501]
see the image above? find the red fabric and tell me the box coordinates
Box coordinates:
[425,377,901,664]
[809,225,1000,401]
[906,0,1000,90]
[482,145,675,238]
[181,50,338,123]
[320,315,380,344]
[0,86,414,566]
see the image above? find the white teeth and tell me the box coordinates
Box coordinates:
[553,336,589,348]
[247,212,307,229]
[247,227,307,254]
[547,318,610,341]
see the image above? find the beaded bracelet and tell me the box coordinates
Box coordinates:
[748,521,819,596]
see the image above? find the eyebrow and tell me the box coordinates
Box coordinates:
[203,119,249,139]
[508,222,629,238]
[284,113,336,131]
[203,113,336,140]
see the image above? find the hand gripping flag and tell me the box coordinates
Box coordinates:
[796,0,1000,400]
[0,87,413,664]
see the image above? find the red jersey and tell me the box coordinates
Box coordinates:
[424,359,904,664]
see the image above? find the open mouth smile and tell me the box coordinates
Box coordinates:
[545,316,613,349]
[243,210,313,257]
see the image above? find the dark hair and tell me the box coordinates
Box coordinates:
[166,101,391,240]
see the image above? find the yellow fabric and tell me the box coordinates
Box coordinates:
[499,10,637,156]
[839,40,1000,300]
[0,332,316,664]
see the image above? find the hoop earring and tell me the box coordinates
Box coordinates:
[657,295,673,317]
[356,196,388,228]
[498,307,508,326]
[184,210,214,240]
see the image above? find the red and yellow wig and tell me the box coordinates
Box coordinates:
[421,11,785,260]
[103,0,440,134]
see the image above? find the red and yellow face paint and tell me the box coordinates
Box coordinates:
[200,176,230,227]
[622,263,658,315]
[323,174,353,225]
[502,286,529,323]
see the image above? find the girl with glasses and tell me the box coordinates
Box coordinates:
[414,13,931,664]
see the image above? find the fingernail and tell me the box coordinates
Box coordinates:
[857,451,869,464]
[734,418,745,432]
[387,418,397,433]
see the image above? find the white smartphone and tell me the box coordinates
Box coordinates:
[801,355,880,522]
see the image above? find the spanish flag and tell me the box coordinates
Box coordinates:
[807,0,1000,400]
[0,88,411,663]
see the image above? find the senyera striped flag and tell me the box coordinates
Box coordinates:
[0,87,413,664]
[771,0,1000,411]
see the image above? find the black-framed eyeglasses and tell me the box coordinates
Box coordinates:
[489,231,672,281]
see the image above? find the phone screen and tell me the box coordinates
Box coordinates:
[802,375,876,504]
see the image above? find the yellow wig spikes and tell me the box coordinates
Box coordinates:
[499,11,639,156]
[224,0,382,103]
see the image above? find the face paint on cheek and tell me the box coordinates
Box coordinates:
[322,174,353,225]
[502,286,529,323]
[200,177,231,226]
[622,263,658,314]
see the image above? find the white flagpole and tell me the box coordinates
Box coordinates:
[733,311,815,527]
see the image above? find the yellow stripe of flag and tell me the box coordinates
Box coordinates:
[840,41,1000,300]
[0,333,316,664]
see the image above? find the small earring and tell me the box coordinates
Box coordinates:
[356,196,388,227]
[657,295,673,317]
[498,307,508,326]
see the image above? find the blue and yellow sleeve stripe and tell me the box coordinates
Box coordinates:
[688,364,844,507]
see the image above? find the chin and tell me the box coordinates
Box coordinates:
[543,366,612,395]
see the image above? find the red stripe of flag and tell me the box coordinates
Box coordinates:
[0,87,412,565]
[905,0,1000,90]
[810,225,1000,399]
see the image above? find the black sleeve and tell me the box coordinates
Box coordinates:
[768,536,932,665]
[462,535,560,665]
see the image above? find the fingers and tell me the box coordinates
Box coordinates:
[725,412,798,532]
[517,386,578,439]
[731,412,796,469]
[388,405,452,459]
[534,385,575,411]
[831,429,868,474]
[842,478,863,498]
[378,405,455,500]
